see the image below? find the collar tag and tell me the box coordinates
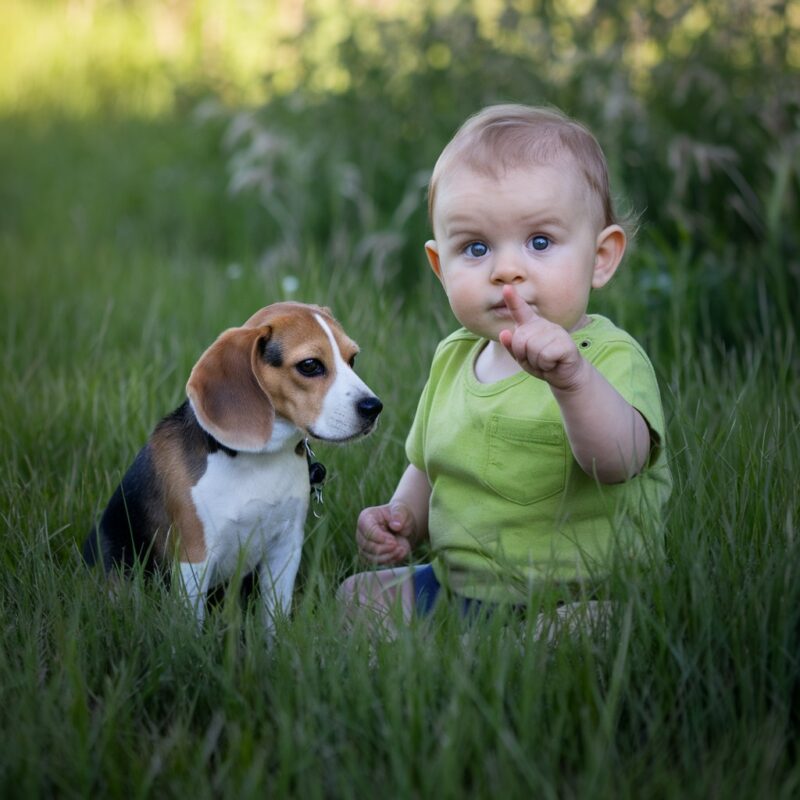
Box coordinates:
[304,438,326,518]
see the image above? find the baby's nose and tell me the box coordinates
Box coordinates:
[490,252,526,283]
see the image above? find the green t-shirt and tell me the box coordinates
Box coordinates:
[405,315,672,603]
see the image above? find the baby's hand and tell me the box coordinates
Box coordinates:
[498,285,586,391]
[356,501,417,565]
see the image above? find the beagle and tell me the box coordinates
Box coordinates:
[83,302,382,633]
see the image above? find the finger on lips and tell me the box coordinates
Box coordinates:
[502,284,537,324]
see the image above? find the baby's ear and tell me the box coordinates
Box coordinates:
[425,240,443,282]
[592,225,626,289]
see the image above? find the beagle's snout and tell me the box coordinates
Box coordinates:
[357,396,383,422]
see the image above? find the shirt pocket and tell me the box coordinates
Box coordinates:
[482,415,568,506]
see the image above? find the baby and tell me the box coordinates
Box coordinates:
[338,104,671,630]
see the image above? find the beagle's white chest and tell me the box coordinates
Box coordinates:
[190,442,309,582]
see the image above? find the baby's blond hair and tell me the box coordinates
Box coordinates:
[428,104,619,230]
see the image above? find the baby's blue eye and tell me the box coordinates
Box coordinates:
[531,235,550,251]
[465,241,488,258]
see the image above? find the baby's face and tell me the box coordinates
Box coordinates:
[426,160,611,339]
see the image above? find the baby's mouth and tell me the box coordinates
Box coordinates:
[491,298,537,316]
[490,303,512,318]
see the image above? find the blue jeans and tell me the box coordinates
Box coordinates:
[413,564,599,621]
[412,564,505,618]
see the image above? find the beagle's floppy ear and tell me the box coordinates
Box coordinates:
[186,325,275,452]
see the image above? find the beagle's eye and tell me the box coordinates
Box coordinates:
[295,358,326,377]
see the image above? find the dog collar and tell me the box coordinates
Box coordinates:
[304,439,327,516]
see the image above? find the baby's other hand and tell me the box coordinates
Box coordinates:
[498,285,586,391]
[356,501,416,565]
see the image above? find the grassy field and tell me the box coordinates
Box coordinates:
[2,1,799,797]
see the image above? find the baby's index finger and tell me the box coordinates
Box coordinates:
[502,285,538,324]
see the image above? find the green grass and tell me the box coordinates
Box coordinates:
[2,1,800,796]
[1,109,798,799]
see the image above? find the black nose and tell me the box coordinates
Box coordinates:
[357,396,383,421]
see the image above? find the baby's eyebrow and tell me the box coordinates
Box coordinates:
[444,214,569,238]
[442,215,484,236]
[520,215,569,230]
[445,226,484,240]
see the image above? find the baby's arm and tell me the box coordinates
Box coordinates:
[499,286,650,484]
[355,464,431,564]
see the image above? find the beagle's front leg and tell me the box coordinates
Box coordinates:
[257,525,304,637]
[178,560,213,625]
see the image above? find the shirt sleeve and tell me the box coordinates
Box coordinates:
[588,338,667,466]
[405,375,432,472]
[405,335,457,471]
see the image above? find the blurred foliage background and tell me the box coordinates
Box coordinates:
[2,0,799,357]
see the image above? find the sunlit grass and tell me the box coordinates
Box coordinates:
[0,0,299,113]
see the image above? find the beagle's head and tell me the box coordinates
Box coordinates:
[186,302,383,452]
